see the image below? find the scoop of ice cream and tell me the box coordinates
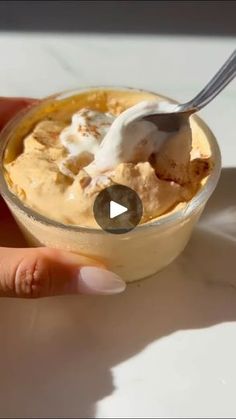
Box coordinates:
[85,100,178,175]
[59,100,207,188]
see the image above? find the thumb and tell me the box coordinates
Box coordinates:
[0,97,38,131]
[0,247,126,298]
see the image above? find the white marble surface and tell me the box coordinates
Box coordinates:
[0,33,236,418]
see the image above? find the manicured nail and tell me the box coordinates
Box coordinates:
[78,267,126,295]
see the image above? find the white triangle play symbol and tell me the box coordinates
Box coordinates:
[110,200,128,219]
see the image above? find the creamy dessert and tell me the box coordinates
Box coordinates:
[3,90,212,228]
[0,88,220,282]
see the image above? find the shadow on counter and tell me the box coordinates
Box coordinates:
[0,1,235,36]
[0,167,235,417]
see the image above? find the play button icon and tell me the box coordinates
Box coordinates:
[93,184,143,234]
[110,201,128,219]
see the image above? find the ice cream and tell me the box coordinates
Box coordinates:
[4,91,212,228]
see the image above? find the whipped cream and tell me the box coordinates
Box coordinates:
[59,101,179,177]
[59,108,115,177]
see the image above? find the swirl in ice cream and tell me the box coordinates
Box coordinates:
[4,89,212,227]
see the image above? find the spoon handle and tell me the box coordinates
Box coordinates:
[180,49,236,112]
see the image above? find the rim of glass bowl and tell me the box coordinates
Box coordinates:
[0,86,222,235]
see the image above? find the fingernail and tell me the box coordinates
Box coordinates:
[77,267,126,295]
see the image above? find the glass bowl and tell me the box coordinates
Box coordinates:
[0,87,221,282]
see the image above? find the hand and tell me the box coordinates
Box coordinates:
[0,98,126,298]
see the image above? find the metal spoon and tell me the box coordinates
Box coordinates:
[144,49,236,132]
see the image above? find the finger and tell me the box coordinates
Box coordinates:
[0,97,38,131]
[0,247,126,298]
[0,195,13,220]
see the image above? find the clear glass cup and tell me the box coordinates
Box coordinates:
[0,87,221,282]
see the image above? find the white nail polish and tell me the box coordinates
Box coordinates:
[78,267,126,295]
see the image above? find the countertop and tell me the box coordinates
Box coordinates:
[0,33,236,418]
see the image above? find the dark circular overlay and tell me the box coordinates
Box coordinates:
[93,184,143,234]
